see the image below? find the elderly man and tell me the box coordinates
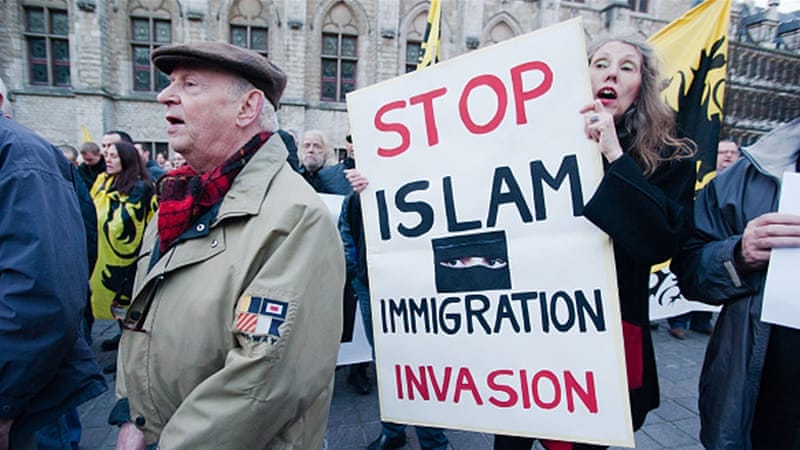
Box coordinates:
[298,129,350,194]
[300,129,332,172]
[110,42,344,450]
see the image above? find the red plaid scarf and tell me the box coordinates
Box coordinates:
[157,131,272,253]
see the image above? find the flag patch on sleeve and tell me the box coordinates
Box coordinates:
[235,295,288,341]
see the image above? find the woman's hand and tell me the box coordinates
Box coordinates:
[345,169,369,193]
[580,100,624,164]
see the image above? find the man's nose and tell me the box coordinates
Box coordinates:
[157,84,177,104]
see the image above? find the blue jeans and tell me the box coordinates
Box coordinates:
[352,277,374,348]
[668,311,712,331]
[382,422,448,450]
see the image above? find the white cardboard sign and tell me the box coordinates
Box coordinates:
[346,19,633,447]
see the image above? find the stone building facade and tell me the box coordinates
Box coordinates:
[0,0,691,156]
[724,40,800,144]
[723,3,800,145]
[0,0,796,156]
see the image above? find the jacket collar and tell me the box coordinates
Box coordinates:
[743,117,800,179]
[213,131,288,223]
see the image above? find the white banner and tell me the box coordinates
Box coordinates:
[347,19,633,447]
[648,266,719,321]
[319,193,375,365]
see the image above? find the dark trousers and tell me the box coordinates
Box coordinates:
[751,325,800,450]
[493,435,608,450]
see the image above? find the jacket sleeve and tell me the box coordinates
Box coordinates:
[338,194,359,279]
[0,167,88,419]
[156,203,345,449]
[582,154,695,265]
[671,178,760,305]
[71,166,98,271]
[317,165,354,195]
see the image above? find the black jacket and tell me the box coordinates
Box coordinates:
[78,158,106,190]
[583,143,695,430]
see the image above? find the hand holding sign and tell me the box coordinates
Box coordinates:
[739,212,800,271]
[345,168,369,193]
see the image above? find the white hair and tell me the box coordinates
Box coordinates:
[302,129,336,165]
[260,100,279,132]
[228,76,278,132]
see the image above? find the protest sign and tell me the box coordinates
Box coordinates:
[346,18,633,446]
[761,172,800,329]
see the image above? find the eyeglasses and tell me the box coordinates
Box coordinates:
[345,135,352,143]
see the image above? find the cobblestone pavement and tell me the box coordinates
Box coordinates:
[80,318,710,450]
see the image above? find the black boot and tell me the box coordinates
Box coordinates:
[366,433,406,450]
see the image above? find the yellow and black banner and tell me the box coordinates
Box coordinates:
[649,0,732,189]
[417,0,442,70]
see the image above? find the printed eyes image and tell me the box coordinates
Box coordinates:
[439,257,508,269]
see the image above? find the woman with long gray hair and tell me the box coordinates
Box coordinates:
[494,36,696,450]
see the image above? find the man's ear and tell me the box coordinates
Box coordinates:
[236,90,264,128]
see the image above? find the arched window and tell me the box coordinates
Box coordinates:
[129,0,172,92]
[320,2,358,102]
[229,0,269,56]
[485,20,517,46]
[405,10,428,73]
[23,0,70,86]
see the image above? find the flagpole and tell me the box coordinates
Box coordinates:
[417,0,442,70]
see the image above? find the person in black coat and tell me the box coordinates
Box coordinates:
[494,37,696,450]
[0,82,106,450]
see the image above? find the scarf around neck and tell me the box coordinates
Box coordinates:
[156,131,272,253]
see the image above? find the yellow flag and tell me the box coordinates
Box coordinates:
[81,124,94,143]
[649,0,731,183]
[647,0,731,290]
[416,0,442,70]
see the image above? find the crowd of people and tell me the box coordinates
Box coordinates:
[1,33,798,450]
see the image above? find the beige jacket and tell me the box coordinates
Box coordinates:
[116,133,344,449]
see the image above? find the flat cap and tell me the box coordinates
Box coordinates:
[152,41,287,110]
